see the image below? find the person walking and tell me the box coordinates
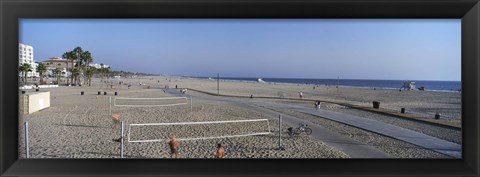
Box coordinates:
[299,91,303,99]
[169,134,179,158]
[216,143,225,158]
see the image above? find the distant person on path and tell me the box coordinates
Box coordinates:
[314,101,319,110]
[216,143,224,158]
[299,92,303,99]
[169,134,179,158]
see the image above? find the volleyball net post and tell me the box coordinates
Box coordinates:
[24,122,29,158]
[121,121,124,158]
[109,96,112,116]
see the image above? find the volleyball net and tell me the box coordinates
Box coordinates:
[114,97,188,107]
[127,119,271,142]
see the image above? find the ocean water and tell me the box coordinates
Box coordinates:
[197,77,461,92]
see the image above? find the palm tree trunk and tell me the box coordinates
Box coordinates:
[76,59,81,85]
[24,72,28,86]
[84,62,89,85]
[67,62,69,84]
[70,62,74,85]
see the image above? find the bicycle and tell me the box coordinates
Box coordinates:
[288,123,312,136]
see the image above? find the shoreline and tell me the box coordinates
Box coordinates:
[187,76,461,93]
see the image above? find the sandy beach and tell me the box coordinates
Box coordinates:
[166,77,461,121]
[18,76,461,158]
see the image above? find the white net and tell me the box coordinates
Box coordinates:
[114,97,188,107]
[127,119,271,142]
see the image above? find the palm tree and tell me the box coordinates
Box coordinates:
[85,66,96,86]
[71,68,80,85]
[82,51,92,85]
[100,63,104,80]
[63,47,96,86]
[72,47,84,85]
[62,51,75,85]
[36,63,47,84]
[104,67,111,79]
[19,63,32,85]
[52,68,61,84]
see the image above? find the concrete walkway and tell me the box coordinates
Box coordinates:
[253,101,462,158]
[165,89,391,158]
[247,105,391,158]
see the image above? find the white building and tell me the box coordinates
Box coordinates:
[19,43,39,77]
[42,57,72,78]
[89,63,109,69]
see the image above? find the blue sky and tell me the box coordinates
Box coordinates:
[19,19,461,81]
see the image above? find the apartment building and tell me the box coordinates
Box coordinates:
[19,43,39,77]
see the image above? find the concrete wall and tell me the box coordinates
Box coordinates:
[19,94,29,115]
[19,91,50,115]
[19,85,58,90]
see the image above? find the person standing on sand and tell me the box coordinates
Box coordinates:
[111,112,121,129]
[216,143,224,158]
[111,112,124,142]
[315,101,319,110]
[169,135,179,158]
[299,91,303,99]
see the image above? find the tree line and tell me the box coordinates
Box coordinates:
[19,46,112,86]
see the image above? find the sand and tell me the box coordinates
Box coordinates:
[18,77,348,158]
[18,76,461,158]
[158,76,461,121]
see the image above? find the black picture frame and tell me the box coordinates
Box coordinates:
[1,0,479,176]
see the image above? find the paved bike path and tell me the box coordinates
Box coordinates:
[249,105,391,158]
[253,101,462,158]
[165,89,391,158]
